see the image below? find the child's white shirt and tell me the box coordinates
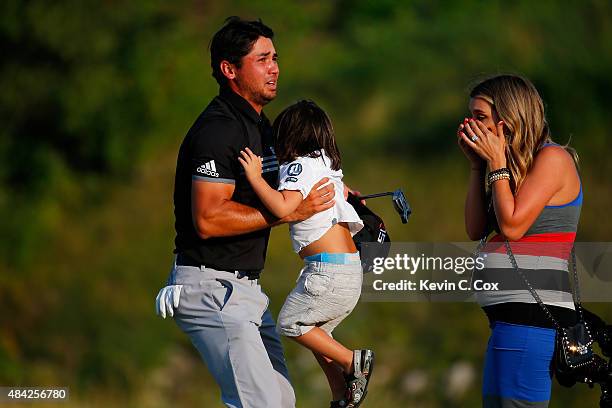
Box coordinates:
[277,150,364,253]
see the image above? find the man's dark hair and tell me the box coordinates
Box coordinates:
[273,100,342,171]
[209,16,274,86]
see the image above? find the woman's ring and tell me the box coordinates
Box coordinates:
[471,135,479,142]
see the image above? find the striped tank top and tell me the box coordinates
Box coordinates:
[475,144,582,326]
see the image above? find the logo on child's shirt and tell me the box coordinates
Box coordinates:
[287,163,302,176]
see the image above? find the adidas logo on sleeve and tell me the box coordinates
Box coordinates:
[196,160,219,177]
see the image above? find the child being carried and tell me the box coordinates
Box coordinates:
[239,100,375,408]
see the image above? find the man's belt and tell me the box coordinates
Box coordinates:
[176,253,261,280]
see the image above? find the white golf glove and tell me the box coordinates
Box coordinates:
[155,285,183,319]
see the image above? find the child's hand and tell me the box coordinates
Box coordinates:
[238,147,263,183]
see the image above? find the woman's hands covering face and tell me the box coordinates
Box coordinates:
[457,118,486,169]
[459,118,507,171]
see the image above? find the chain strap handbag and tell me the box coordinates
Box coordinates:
[503,241,595,371]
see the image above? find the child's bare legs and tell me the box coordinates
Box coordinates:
[293,327,353,373]
[313,352,346,401]
[292,327,354,400]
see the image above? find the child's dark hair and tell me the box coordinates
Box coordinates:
[273,100,342,170]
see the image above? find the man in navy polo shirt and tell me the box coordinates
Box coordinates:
[155,17,335,408]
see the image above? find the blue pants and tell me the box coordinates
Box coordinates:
[483,321,556,408]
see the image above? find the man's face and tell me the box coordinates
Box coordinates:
[232,36,279,110]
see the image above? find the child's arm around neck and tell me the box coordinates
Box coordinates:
[239,147,303,218]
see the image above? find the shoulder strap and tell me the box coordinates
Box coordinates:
[504,241,584,330]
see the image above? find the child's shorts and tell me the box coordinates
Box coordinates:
[277,252,363,337]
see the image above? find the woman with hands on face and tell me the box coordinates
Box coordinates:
[458,75,583,407]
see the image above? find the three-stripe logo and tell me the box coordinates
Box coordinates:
[197,160,219,177]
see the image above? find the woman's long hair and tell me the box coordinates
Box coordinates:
[273,100,342,170]
[470,74,578,191]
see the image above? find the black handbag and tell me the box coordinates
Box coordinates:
[347,193,391,273]
[503,241,595,373]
